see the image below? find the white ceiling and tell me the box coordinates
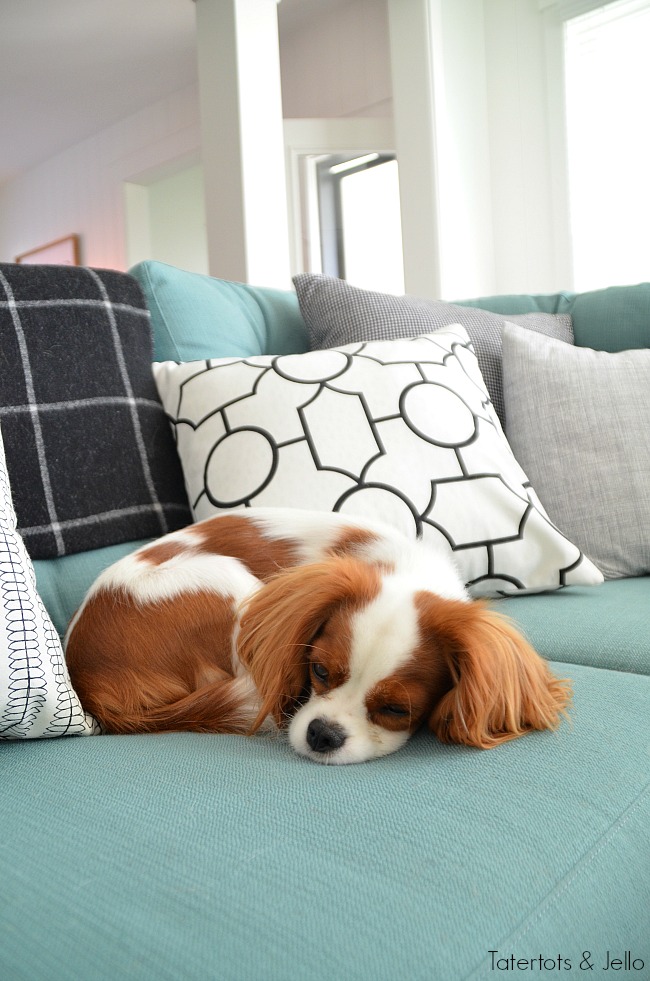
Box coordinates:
[0,0,343,186]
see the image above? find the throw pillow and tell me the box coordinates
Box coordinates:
[129,260,309,362]
[0,424,98,739]
[0,263,191,559]
[502,322,650,579]
[153,326,602,596]
[293,273,574,428]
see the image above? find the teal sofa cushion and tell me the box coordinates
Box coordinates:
[497,578,650,675]
[2,660,648,980]
[129,260,309,361]
[459,282,650,351]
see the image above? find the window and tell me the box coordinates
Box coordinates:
[563,0,650,290]
[310,153,404,295]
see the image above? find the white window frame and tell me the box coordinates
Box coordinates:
[542,0,650,289]
[283,118,395,279]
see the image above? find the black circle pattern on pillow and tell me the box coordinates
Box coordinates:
[157,330,595,595]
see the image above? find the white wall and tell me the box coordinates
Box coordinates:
[280,0,393,118]
[0,0,571,294]
[127,163,209,275]
[0,0,390,272]
[388,0,569,300]
[283,0,570,298]
[0,85,201,269]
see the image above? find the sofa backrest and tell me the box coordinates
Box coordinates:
[130,260,309,361]
[458,283,650,351]
[131,260,650,359]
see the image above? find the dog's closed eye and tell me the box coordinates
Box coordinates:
[377,704,409,717]
[311,662,329,683]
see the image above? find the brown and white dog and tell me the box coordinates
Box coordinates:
[65,508,570,764]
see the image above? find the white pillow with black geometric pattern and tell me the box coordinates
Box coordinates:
[0,424,98,739]
[154,326,603,596]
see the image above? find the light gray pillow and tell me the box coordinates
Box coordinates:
[502,321,650,579]
[293,273,573,428]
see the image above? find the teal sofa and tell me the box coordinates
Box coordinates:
[2,261,649,980]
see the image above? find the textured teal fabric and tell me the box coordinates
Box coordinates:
[458,291,572,317]
[458,283,650,352]
[129,260,309,361]
[496,578,650,675]
[34,538,149,637]
[1,660,648,981]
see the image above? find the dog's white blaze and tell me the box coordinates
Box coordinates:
[346,579,421,693]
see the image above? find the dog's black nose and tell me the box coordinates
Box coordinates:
[306,718,346,753]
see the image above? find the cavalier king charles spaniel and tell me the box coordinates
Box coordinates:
[65,508,570,764]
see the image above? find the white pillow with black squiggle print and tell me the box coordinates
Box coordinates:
[0,425,98,739]
[153,326,603,596]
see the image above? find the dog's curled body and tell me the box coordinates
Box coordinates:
[65,508,571,764]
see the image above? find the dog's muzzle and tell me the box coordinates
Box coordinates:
[306,718,347,754]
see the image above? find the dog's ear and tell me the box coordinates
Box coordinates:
[238,557,380,731]
[416,595,572,749]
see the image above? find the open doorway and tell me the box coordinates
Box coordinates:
[124,159,208,274]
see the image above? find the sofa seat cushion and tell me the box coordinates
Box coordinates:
[1,660,648,980]
[497,577,650,674]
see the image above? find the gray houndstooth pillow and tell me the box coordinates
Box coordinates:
[293,274,573,427]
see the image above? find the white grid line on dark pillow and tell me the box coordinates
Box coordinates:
[0,396,164,417]
[0,298,150,317]
[0,269,64,553]
[20,502,185,538]
[87,268,168,536]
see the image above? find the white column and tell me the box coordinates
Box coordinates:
[387,0,443,299]
[194,0,291,287]
[388,0,495,300]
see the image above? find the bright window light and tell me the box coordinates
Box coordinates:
[340,160,404,295]
[564,0,650,290]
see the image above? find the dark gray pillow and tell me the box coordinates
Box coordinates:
[293,273,573,427]
[0,263,190,559]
